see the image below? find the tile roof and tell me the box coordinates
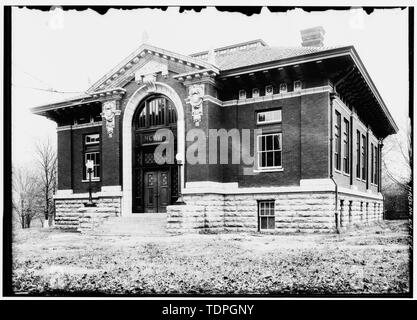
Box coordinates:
[196,45,344,71]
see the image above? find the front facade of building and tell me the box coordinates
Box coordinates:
[32,28,398,233]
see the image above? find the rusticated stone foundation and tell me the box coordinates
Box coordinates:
[77,207,113,233]
[337,193,384,230]
[54,196,121,230]
[167,192,384,234]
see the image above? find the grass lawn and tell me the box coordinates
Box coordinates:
[11,220,411,296]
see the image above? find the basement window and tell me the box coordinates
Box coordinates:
[258,200,275,231]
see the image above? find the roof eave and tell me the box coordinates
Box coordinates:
[218,45,398,135]
[30,87,126,114]
[348,47,399,135]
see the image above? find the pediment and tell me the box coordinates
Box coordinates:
[87,44,218,93]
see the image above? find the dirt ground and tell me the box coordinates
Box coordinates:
[11,220,411,296]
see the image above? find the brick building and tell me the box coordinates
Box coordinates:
[31,27,398,233]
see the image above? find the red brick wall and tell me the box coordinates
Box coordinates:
[57,130,72,190]
[300,92,330,179]
[101,102,121,187]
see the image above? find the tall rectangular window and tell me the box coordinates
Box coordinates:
[85,152,101,180]
[361,134,366,180]
[371,143,375,184]
[334,111,341,171]
[374,145,378,185]
[257,133,282,169]
[343,118,350,174]
[356,130,361,178]
[84,133,100,180]
[258,200,275,230]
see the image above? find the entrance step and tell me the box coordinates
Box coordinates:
[92,213,168,237]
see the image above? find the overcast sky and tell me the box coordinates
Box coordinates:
[11,6,409,169]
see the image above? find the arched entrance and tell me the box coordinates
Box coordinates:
[122,82,185,216]
[132,95,178,212]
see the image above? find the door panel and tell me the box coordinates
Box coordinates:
[144,171,157,213]
[158,171,170,213]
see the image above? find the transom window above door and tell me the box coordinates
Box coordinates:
[135,96,177,129]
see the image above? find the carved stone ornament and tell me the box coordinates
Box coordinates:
[135,60,168,92]
[101,100,121,138]
[188,84,204,127]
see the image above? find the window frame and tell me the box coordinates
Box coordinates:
[370,142,375,184]
[256,109,282,125]
[334,111,342,171]
[83,133,101,182]
[258,200,276,231]
[84,151,101,181]
[136,95,177,129]
[356,130,361,179]
[361,134,366,181]
[374,145,378,185]
[343,118,350,174]
[85,133,100,145]
[256,132,283,171]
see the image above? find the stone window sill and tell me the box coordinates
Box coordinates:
[82,179,101,183]
[254,168,283,173]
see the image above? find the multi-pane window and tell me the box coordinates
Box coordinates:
[85,152,100,180]
[83,133,100,180]
[343,118,350,174]
[257,109,282,125]
[257,133,282,169]
[85,133,99,145]
[258,200,275,230]
[356,130,361,178]
[334,111,341,171]
[136,96,177,129]
[374,145,378,185]
[371,143,375,184]
[361,135,366,180]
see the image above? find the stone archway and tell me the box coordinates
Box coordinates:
[122,82,185,216]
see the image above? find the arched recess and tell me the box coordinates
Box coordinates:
[122,82,185,216]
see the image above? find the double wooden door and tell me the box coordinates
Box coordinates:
[143,170,170,213]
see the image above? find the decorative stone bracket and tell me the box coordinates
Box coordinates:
[101,100,121,138]
[187,84,205,127]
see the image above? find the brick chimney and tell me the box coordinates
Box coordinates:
[300,26,325,47]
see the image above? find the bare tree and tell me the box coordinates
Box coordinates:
[12,167,42,228]
[382,121,412,192]
[381,120,412,219]
[35,138,57,227]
